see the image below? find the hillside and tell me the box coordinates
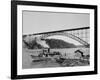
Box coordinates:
[23,36,76,49]
[45,39,76,48]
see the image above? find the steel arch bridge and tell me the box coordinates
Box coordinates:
[33,27,90,48]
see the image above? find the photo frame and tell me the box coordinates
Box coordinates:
[11,0,98,79]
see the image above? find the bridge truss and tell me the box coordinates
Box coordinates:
[33,27,90,47]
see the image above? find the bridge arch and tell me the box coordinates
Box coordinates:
[40,32,89,47]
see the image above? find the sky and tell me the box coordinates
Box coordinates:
[23,11,90,45]
[23,11,90,35]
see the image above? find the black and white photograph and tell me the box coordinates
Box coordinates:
[22,11,90,69]
[11,1,97,79]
